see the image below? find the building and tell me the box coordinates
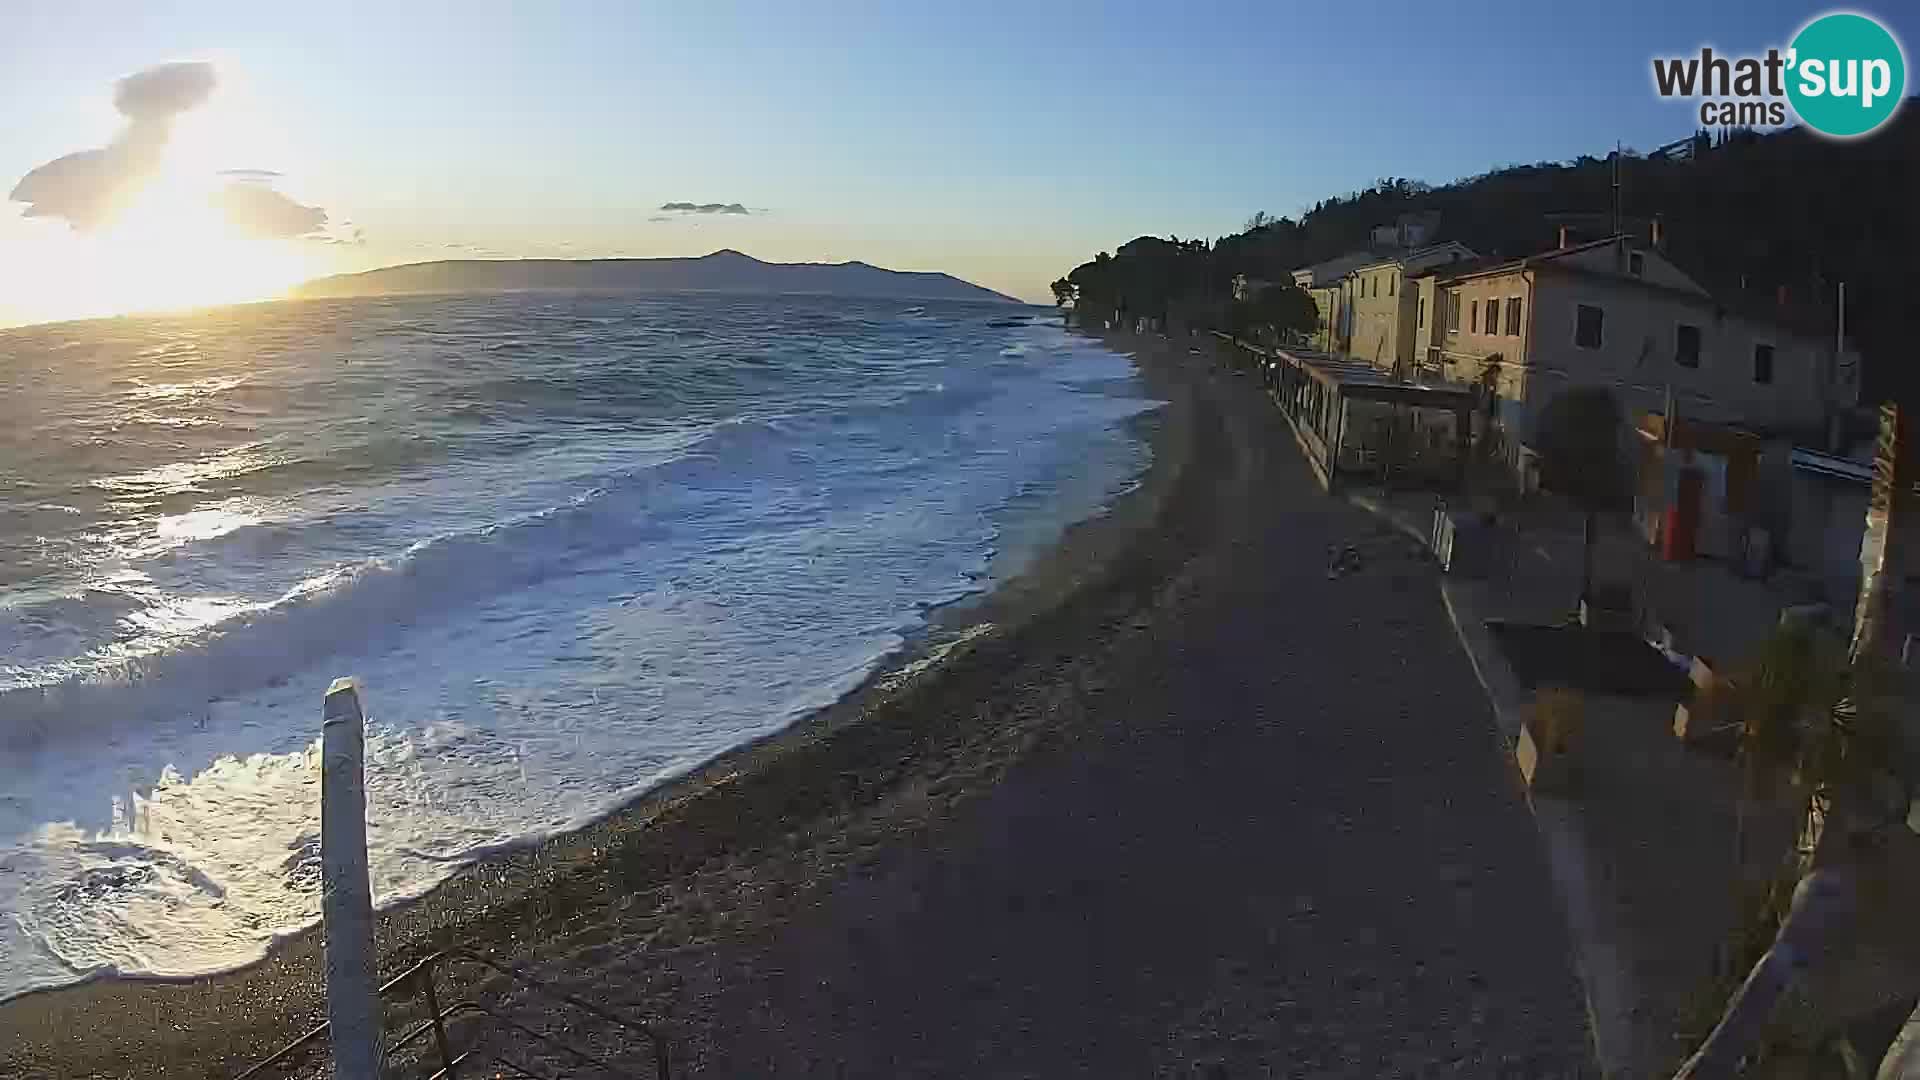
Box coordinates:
[1369,211,1441,251]
[1335,242,1476,375]
[1290,251,1374,354]
[1410,231,1861,477]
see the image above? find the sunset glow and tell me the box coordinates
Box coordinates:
[3,192,324,326]
[1,60,334,327]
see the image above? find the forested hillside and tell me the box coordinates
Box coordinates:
[1060,108,1918,401]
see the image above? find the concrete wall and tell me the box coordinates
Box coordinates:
[1432,265,1850,445]
[1556,242,1706,295]
[1527,271,1841,434]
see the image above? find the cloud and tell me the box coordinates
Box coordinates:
[10,148,131,229]
[8,61,219,230]
[212,177,328,238]
[113,62,217,122]
[658,201,751,215]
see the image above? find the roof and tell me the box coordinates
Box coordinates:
[1289,251,1374,288]
[1418,235,1627,283]
[1350,241,1477,274]
[1791,447,1873,484]
[1414,235,1844,345]
[1273,347,1478,407]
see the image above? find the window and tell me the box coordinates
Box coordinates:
[1676,323,1702,368]
[1469,299,1479,333]
[1388,275,1395,297]
[1753,343,1775,384]
[1629,252,1645,277]
[1417,295,1426,328]
[1505,296,1523,335]
[1484,298,1500,336]
[1446,292,1461,334]
[1574,304,1604,349]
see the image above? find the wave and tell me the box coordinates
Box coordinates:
[0,476,674,750]
[0,293,1157,1003]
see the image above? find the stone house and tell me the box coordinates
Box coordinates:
[1409,232,1861,477]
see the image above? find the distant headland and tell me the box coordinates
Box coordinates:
[295,249,1021,304]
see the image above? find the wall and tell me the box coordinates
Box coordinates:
[1435,269,1539,442]
[1786,469,1869,612]
[1345,264,1406,371]
[1526,271,1841,435]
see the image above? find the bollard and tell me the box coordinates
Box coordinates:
[322,677,380,1079]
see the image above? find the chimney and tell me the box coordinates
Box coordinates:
[1650,216,1665,251]
[1558,224,1573,250]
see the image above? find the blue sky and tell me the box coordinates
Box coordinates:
[1,0,1911,313]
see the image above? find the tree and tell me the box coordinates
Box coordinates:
[1238,283,1318,343]
[1531,387,1632,603]
[1049,277,1075,308]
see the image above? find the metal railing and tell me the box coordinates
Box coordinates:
[234,945,670,1080]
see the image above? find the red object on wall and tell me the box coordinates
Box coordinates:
[1663,467,1702,561]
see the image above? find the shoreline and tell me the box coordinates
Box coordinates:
[0,321,1200,1078]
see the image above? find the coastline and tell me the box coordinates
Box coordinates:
[0,320,1198,1078]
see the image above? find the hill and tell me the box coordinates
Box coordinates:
[1062,106,1920,401]
[297,250,1019,304]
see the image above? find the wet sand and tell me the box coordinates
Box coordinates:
[0,328,1596,1078]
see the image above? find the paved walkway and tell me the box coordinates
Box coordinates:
[1350,484,1920,1078]
[684,352,1596,1076]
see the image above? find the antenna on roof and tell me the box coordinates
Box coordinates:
[1610,140,1622,238]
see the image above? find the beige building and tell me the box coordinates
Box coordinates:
[1409,234,1860,465]
[1290,252,1373,353]
[1337,242,1476,374]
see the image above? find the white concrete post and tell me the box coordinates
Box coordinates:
[322,676,380,1079]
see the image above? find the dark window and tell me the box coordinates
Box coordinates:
[1575,304,1604,348]
[1676,323,1702,367]
[1417,295,1426,328]
[1388,275,1395,297]
[1470,299,1479,333]
[1484,298,1500,335]
[1754,343,1775,384]
[1505,297,1523,335]
[1447,292,1461,333]
[1630,252,1645,277]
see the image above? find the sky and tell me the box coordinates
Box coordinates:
[1,0,1912,323]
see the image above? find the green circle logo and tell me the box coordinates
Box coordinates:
[1787,12,1906,137]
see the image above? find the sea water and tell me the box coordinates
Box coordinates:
[0,292,1156,1000]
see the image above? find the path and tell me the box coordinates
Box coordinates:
[684,346,1596,1076]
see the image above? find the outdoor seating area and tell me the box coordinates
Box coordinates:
[1210,332,1475,492]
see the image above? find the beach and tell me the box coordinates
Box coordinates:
[0,327,1596,1077]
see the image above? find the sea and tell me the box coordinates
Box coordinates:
[0,292,1157,1001]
